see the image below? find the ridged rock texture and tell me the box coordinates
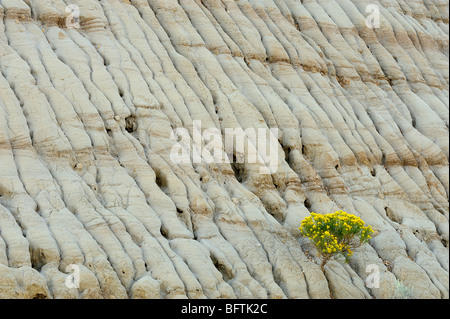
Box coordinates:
[0,0,448,299]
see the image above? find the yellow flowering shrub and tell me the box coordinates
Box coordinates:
[299,210,373,269]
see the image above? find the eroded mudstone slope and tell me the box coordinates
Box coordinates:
[0,0,448,299]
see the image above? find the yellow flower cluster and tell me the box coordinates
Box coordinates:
[320,231,346,254]
[299,210,373,260]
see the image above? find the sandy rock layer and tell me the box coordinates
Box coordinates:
[0,0,448,299]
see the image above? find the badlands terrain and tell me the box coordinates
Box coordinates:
[0,0,448,299]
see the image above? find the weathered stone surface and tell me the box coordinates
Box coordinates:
[0,0,448,299]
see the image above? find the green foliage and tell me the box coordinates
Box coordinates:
[393,279,414,299]
[299,210,373,266]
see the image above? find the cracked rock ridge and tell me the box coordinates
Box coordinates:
[0,0,448,299]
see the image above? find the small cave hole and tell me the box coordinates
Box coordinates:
[210,255,232,281]
[384,206,401,223]
[231,160,245,183]
[125,115,137,133]
[304,198,311,210]
[160,227,168,239]
[283,146,291,162]
[154,170,168,193]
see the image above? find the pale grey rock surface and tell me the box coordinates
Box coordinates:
[0,0,448,299]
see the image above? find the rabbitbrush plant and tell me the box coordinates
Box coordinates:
[299,210,373,270]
